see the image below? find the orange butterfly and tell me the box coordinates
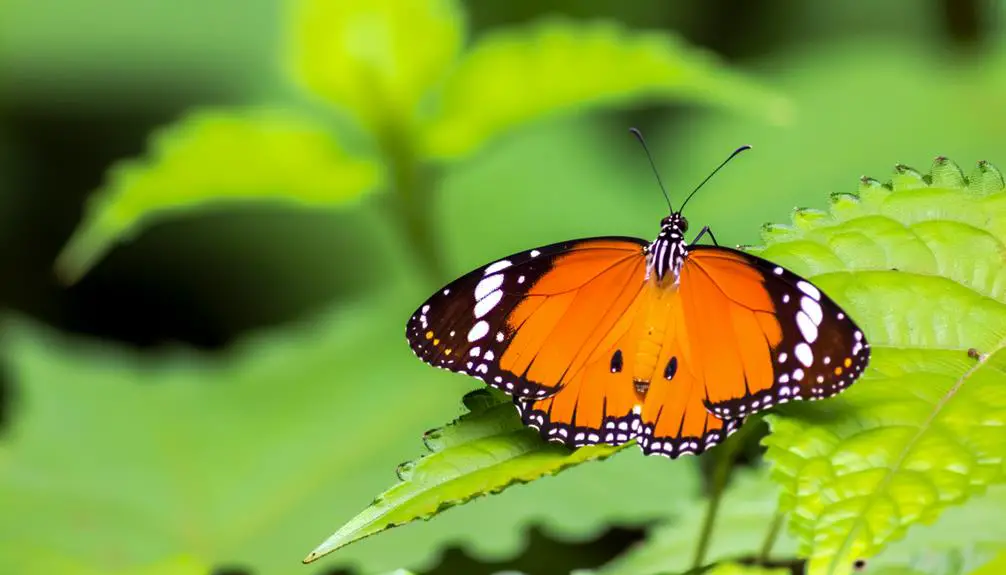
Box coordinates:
[406,130,869,458]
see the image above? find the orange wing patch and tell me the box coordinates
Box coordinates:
[633,283,743,457]
[684,246,870,420]
[501,242,647,398]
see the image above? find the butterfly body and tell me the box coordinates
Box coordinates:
[407,152,869,459]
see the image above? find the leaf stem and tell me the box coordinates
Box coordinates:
[378,127,449,285]
[758,510,786,564]
[691,420,760,570]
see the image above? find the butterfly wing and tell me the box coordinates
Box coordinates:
[517,279,739,455]
[406,237,648,401]
[680,245,870,420]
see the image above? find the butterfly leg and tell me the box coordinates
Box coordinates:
[690,226,720,246]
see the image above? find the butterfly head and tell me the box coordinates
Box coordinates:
[649,212,690,284]
[660,213,689,239]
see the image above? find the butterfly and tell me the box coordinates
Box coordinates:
[406,130,869,458]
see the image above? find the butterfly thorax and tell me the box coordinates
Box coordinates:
[646,217,688,285]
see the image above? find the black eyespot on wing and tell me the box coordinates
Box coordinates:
[610,350,623,373]
[664,356,678,380]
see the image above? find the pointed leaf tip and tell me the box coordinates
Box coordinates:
[304,390,631,563]
[54,109,382,283]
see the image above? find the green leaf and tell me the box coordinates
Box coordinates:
[590,468,798,575]
[54,108,382,284]
[705,564,790,575]
[755,157,1006,575]
[969,552,1006,575]
[865,483,1006,575]
[0,289,700,574]
[286,0,464,131]
[421,19,791,159]
[304,388,628,562]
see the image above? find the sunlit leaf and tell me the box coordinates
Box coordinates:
[589,468,798,575]
[755,157,1006,574]
[864,484,1006,575]
[287,0,464,131]
[54,108,382,284]
[421,19,791,159]
[305,389,630,562]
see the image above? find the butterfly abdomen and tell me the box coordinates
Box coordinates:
[631,288,677,389]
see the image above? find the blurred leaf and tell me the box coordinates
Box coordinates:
[287,0,464,131]
[754,158,1006,574]
[305,388,628,562]
[422,19,791,159]
[0,552,209,575]
[865,483,1006,575]
[969,552,1006,575]
[54,108,382,284]
[0,287,701,574]
[589,469,798,575]
[705,564,789,575]
[0,0,278,107]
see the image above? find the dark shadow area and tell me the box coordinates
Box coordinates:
[424,524,647,575]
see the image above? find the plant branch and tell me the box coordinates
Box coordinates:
[692,420,761,570]
[378,126,449,286]
[758,510,786,564]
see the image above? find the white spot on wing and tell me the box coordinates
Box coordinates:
[474,289,503,318]
[474,274,504,301]
[801,296,823,325]
[796,311,819,343]
[467,320,489,342]
[795,342,814,367]
[797,280,821,301]
[484,260,512,275]
[530,250,541,257]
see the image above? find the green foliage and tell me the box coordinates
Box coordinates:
[864,483,1006,574]
[287,0,463,131]
[54,109,381,283]
[704,564,789,575]
[420,19,791,159]
[590,469,798,575]
[0,289,702,574]
[54,0,786,283]
[305,389,627,562]
[755,157,1006,575]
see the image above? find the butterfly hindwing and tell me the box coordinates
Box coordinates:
[682,246,870,420]
[406,237,648,401]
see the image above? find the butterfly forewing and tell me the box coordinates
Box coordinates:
[405,237,648,401]
[684,246,870,420]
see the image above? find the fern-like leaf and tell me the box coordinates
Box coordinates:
[756,157,1006,574]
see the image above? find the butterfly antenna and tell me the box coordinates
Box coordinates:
[678,145,752,213]
[629,128,674,212]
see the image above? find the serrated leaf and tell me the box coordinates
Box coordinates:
[287,0,463,130]
[589,468,798,575]
[54,109,382,284]
[753,158,1006,575]
[421,19,791,159]
[305,389,628,562]
[865,483,1006,575]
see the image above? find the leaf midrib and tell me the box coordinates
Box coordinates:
[823,334,1006,574]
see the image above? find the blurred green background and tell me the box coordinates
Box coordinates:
[1,0,1004,574]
